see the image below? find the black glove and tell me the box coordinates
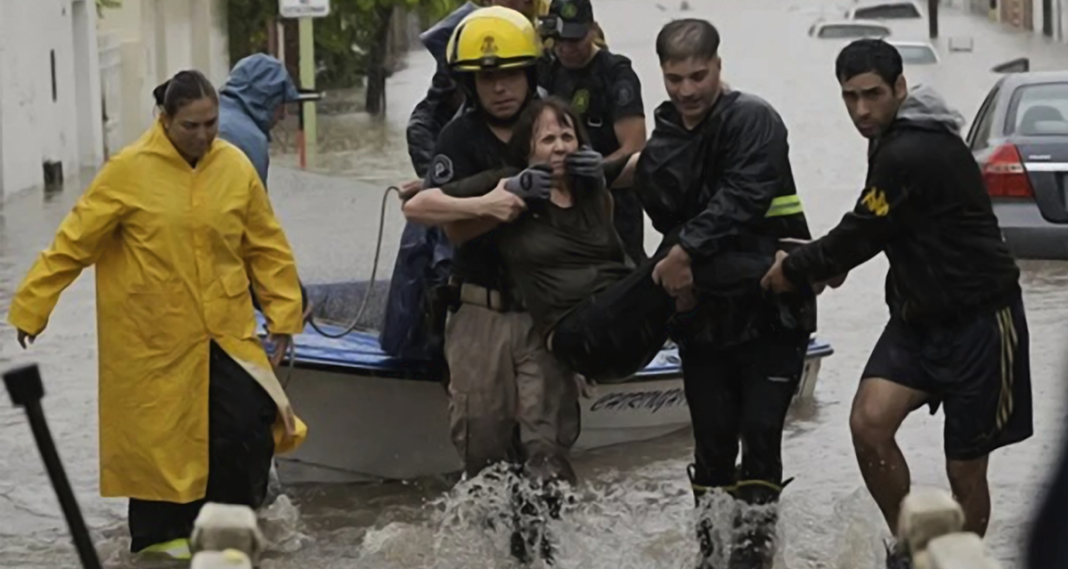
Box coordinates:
[565,146,604,180]
[504,164,553,201]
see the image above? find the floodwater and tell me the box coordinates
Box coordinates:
[2,0,1068,567]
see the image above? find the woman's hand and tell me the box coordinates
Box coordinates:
[17,330,35,349]
[268,333,292,368]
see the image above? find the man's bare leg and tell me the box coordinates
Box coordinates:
[947,456,991,536]
[849,378,930,533]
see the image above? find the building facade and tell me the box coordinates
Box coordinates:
[0,0,232,200]
[972,0,1066,40]
[96,0,230,160]
[0,0,104,200]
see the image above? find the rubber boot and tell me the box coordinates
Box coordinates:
[688,464,737,569]
[509,470,564,566]
[884,539,915,569]
[728,478,792,569]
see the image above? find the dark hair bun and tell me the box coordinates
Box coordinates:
[152,80,171,107]
[152,70,217,115]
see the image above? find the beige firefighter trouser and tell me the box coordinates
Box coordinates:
[444,302,580,483]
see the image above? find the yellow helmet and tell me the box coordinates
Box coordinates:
[446,6,542,73]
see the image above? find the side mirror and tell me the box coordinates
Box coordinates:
[948,36,974,52]
[992,58,1030,74]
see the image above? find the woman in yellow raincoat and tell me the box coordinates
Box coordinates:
[7,70,308,559]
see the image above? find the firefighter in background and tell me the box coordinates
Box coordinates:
[537,0,648,263]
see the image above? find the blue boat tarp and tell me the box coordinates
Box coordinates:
[257,314,834,382]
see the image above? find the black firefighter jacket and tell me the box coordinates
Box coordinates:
[636,90,817,348]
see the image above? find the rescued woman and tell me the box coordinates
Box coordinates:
[6,70,308,560]
[440,97,685,382]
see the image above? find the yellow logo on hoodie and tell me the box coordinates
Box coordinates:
[861,186,890,217]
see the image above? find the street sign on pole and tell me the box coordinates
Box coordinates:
[280,0,331,19]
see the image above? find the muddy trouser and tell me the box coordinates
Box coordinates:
[611,186,648,264]
[128,341,277,552]
[444,299,580,484]
[682,331,809,565]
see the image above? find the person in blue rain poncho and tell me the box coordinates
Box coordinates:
[218,53,301,187]
[217,53,309,315]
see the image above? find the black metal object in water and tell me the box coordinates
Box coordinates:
[3,364,102,569]
[928,0,939,39]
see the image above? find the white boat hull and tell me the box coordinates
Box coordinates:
[275,353,827,484]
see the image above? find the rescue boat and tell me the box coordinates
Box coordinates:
[258,281,835,484]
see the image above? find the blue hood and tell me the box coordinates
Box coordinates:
[219,53,300,136]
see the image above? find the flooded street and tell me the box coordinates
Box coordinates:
[3,0,1068,567]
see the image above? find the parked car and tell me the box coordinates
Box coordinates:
[890,40,939,65]
[844,0,924,20]
[808,19,892,39]
[843,1,931,45]
[966,64,1068,259]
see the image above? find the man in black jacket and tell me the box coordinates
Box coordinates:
[762,39,1032,568]
[636,19,816,568]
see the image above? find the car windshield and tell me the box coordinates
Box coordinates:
[1008,82,1068,136]
[817,24,891,38]
[853,2,922,18]
[894,44,938,64]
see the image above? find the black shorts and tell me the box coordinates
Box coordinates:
[862,295,1033,461]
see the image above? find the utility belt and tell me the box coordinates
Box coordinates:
[447,277,522,312]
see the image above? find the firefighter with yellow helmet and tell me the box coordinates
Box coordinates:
[398,6,580,563]
[402,0,604,180]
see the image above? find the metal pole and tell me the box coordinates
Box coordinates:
[929,0,940,38]
[299,17,317,169]
[3,365,102,569]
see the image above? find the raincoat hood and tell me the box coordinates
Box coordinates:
[895,84,966,136]
[220,54,300,136]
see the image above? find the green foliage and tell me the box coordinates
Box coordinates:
[227,0,279,64]
[228,0,468,90]
[95,0,122,18]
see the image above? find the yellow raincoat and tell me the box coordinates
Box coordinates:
[7,120,308,504]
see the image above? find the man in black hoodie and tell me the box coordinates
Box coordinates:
[636,19,816,569]
[762,39,1032,568]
